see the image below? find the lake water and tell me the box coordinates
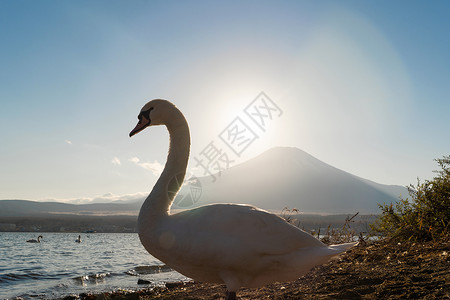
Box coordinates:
[0,232,188,299]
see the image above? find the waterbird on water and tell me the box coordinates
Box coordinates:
[130,99,357,300]
[76,235,81,243]
[27,235,43,243]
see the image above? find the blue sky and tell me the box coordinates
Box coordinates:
[1,0,449,202]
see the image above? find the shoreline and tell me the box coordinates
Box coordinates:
[60,237,449,299]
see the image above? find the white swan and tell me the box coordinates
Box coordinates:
[130,99,356,299]
[27,235,43,243]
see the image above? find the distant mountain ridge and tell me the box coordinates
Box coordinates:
[0,199,141,217]
[0,147,408,217]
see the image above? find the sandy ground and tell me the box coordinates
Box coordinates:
[62,237,449,300]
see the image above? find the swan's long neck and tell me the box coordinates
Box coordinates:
[138,108,190,232]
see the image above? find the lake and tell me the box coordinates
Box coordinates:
[0,232,188,299]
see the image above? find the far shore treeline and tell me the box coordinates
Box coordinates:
[0,215,138,233]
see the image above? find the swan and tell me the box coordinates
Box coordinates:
[26,235,43,243]
[130,99,356,299]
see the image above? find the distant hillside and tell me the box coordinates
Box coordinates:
[0,199,141,217]
[175,147,407,214]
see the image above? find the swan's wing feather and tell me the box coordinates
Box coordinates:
[168,204,324,268]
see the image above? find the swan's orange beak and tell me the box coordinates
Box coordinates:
[129,116,150,137]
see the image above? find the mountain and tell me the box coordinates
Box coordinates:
[174,147,407,214]
[0,147,408,217]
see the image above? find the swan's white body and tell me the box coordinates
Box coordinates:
[130,100,356,297]
[27,235,43,243]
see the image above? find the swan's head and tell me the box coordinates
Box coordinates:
[129,99,177,137]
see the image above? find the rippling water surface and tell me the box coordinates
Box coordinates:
[0,232,187,299]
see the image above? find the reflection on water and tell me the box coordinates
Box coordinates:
[126,265,173,276]
[73,273,111,286]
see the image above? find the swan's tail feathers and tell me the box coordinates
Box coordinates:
[328,241,358,254]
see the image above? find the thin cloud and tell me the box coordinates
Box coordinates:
[65,140,73,145]
[43,192,147,204]
[111,157,121,165]
[129,157,140,164]
[129,156,164,176]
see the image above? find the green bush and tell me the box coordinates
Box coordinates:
[371,155,450,241]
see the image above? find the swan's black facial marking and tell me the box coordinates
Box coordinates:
[129,107,154,137]
[139,107,153,123]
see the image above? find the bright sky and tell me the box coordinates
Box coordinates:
[1,0,449,203]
